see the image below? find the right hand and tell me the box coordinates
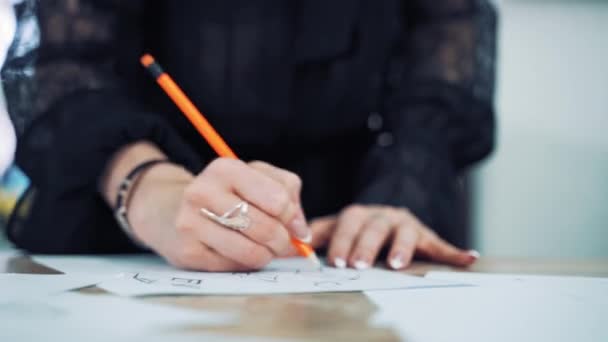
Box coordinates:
[127,158,309,271]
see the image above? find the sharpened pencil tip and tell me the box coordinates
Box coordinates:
[307,252,322,269]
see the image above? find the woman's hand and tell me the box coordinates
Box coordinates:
[309,205,479,270]
[102,142,309,271]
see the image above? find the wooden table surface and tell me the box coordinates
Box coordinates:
[3,253,608,341]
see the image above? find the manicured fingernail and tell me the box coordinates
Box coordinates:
[467,250,481,259]
[290,215,311,242]
[389,254,405,270]
[354,260,370,270]
[334,257,346,269]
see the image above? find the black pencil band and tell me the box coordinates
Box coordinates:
[144,61,164,79]
[114,159,171,248]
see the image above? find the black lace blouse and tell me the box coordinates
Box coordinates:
[3,0,497,253]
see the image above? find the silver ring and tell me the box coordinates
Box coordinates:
[200,201,251,231]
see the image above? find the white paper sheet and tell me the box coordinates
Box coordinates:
[426,271,608,304]
[35,254,184,276]
[0,291,238,342]
[0,274,101,302]
[367,273,608,342]
[35,255,461,296]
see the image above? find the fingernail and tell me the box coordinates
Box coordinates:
[334,257,346,269]
[290,215,311,243]
[389,254,405,270]
[467,250,481,259]
[354,260,370,270]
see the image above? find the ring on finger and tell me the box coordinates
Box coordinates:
[201,201,251,231]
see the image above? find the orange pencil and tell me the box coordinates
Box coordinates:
[141,54,321,267]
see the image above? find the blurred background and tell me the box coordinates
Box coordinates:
[1,0,607,258]
[472,0,608,258]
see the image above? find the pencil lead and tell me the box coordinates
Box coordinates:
[307,252,322,270]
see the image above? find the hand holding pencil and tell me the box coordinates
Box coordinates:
[140,54,321,268]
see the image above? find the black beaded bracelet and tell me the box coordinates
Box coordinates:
[114,159,171,247]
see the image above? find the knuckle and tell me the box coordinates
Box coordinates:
[285,172,302,191]
[206,157,241,175]
[212,157,234,169]
[205,158,225,174]
[183,184,207,206]
[247,160,265,170]
[268,190,291,216]
[247,160,266,171]
[399,207,411,215]
[343,204,365,217]
[394,208,411,221]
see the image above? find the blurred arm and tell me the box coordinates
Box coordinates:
[6,1,201,253]
[355,0,498,242]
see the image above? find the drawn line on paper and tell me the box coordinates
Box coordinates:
[171,277,203,289]
[129,267,363,291]
[133,273,157,284]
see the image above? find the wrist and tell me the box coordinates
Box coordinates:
[100,141,168,207]
[129,162,194,207]
[126,162,193,240]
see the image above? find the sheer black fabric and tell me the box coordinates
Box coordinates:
[4,0,497,253]
[1,0,38,134]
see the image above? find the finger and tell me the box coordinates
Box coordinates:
[248,161,310,242]
[203,158,304,240]
[348,213,393,270]
[177,203,274,270]
[386,221,419,270]
[168,242,252,272]
[282,216,337,257]
[209,187,293,257]
[327,205,368,269]
[416,229,477,267]
[186,182,292,257]
[309,216,336,248]
[248,161,302,204]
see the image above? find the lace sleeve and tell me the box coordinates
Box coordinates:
[5,0,200,253]
[3,0,146,134]
[398,0,497,166]
[356,0,497,244]
[1,0,38,135]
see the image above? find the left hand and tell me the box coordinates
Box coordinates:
[308,205,479,270]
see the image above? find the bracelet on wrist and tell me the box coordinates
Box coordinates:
[114,159,171,248]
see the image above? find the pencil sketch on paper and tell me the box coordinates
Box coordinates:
[93,258,457,296]
[128,266,362,291]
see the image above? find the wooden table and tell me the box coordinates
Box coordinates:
[3,253,607,341]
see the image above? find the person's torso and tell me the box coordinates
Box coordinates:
[138,0,406,216]
[143,0,403,160]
